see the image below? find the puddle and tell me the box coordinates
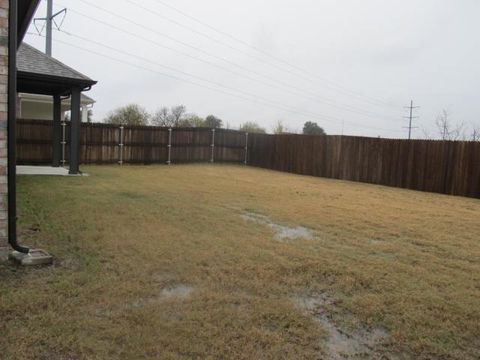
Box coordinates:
[295,294,392,360]
[95,284,194,317]
[241,212,316,242]
[161,284,194,299]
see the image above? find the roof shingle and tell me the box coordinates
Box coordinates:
[17,43,94,82]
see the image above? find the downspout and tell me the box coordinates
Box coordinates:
[8,0,29,253]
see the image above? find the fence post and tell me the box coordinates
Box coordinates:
[211,128,216,163]
[244,132,249,165]
[61,120,66,166]
[167,128,172,164]
[118,125,124,165]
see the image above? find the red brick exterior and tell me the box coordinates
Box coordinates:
[0,0,7,255]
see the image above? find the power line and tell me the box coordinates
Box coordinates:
[27,31,403,135]
[56,4,401,122]
[54,28,401,132]
[147,0,400,109]
[25,32,311,114]
[55,28,341,120]
[65,0,399,118]
[77,0,400,110]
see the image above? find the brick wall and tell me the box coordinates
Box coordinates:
[0,0,8,256]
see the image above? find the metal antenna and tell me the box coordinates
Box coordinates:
[33,0,67,56]
[403,100,420,140]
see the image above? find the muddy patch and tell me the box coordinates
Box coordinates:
[295,293,394,360]
[56,257,82,271]
[95,283,194,317]
[161,284,194,299]
[241,212,316,242]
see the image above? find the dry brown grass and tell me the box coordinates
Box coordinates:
[1,164,479,359]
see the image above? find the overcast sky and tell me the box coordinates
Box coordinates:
[25,0,480,138]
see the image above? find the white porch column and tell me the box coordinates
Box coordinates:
[81,105,88,122]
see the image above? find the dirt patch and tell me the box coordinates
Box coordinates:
[241,212,316,242]
[295,293,394,360]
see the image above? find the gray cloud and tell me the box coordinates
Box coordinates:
[25,0,480,138]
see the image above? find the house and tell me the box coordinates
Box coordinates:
[15,38,97,173]
[17,43,96,122]
[18,93,95,122]
[0,0,97,257]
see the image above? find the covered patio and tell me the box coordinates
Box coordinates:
[3,0,97,256]
[16,43,97,174]
[17,165,73,176]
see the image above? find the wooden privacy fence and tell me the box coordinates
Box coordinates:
[247,133,480,198]
[16,119,480,198]
[16,119,248,165]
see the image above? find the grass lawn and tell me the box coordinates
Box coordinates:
[1,164,479,359]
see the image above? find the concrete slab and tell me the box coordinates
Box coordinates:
[16,166,87,176]
[9,249,53,266]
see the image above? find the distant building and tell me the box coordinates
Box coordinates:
[18,93,95,122]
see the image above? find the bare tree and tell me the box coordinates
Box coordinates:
[471,125,480,141]
[170,105,186,127]
[435,110,465,140]
[151,105,187,127]
[273,120,285,134]
[151,107,172,127]
[272,120,296,134]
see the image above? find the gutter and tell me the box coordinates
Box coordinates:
[17,71,97,90]
[8,0,29,253]
[17,93,96,107]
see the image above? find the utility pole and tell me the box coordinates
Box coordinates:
[34,1,67,57]
[403,100,419,140]
[46,0,53,56]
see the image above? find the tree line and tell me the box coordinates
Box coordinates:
[103,104,480,140]
[104,104,327,135]
[104,104,223,129]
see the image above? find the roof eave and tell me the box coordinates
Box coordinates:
[17,71,97,96]
[17,70,97,88]
[18,0,41,47]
